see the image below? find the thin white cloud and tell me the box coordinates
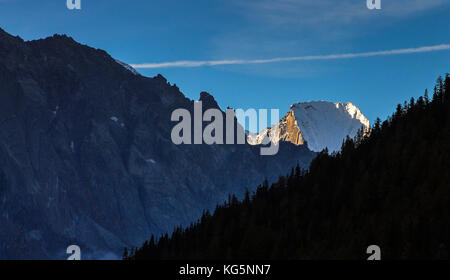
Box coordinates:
[131,44,450,69]
[236,0,449,26]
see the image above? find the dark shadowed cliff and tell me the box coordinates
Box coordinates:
[0,28,316,259]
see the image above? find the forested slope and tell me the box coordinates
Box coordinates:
[129,75,450,260]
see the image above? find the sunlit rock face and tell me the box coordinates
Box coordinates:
[248,101,370,153]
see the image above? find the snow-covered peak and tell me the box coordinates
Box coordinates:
[289,101,369,152]
[247,100,370,153]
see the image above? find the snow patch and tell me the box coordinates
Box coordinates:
[52,105,59,115]
[114,59,140,76]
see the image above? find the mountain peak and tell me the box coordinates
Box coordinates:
[154,73,168,83]
[0,27,24,47]
[248,100,370,153]
[48,33,75,41]
[199,91,219,108]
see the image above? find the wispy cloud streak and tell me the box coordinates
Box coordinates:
[131,44,450,69]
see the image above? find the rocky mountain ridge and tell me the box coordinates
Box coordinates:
[0,28,316,259]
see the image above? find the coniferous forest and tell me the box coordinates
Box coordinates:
[127,75,450,260]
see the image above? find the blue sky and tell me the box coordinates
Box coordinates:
[1,0,450,128]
